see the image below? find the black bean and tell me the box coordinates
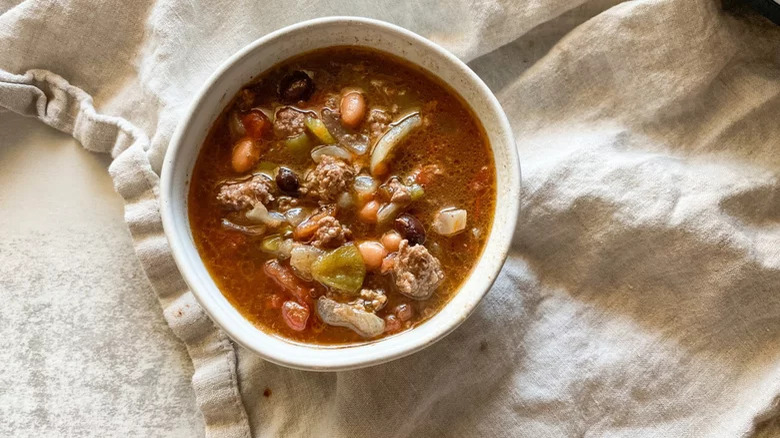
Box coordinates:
[394,214,426,246]
[278,71,314,103]
[276,167,300,195]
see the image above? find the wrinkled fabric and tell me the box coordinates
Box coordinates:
[2,0,780,437]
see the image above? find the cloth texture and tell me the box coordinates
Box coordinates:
[2,0,780,436]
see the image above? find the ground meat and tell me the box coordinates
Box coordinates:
[273,107,306,138]
[217,175,274,211]
[276,196,300,212]
[392,240,444,300]
[367,108,392,140]
[310,215,352,249]
[301,156,355,203]
[348,289,387,313]
[383,177,411,204]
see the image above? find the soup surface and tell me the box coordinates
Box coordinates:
[189,47,496,344]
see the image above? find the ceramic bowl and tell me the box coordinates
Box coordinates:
[160,16,520,371]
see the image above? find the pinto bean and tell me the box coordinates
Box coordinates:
[340,91,367,128]
[358,241,387,271]
[231,137,261,173]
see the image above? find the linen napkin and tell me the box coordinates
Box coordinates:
[2,0,780,436]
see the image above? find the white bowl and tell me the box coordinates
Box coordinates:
[160,17,520,371]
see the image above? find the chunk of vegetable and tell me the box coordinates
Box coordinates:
[290,244,324,281]
[338,192,354,210]
[260,235,294,259]
[263,259,311,302]
[311,145,351,163]
[357,241,387,271]
[284,133,313,157]
[370,112,422,176]
[281,300,309,331]
[409,184,425,201]
[376,202,403,225]
[353,175,378,203]
[246,203,285,227]
[231,137,261,173]
[305,116,337,144]
[432,208,467,236]
[321,108,370,154]
[340,91,367,129]
[316,296,385,338]
[284,207,312,227]
[221,218,266,236]
[311,244,366,294]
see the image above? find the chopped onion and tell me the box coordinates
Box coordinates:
[246,203,284,227]
[290,244,324,281]
[376,202,403,225]
[432,208,467,236]
[284,207,312,227]
[220,218,266,236]
[311,144,352,163]
[370,112,421,175]
[338,192,354,209]
[353,175,377,194]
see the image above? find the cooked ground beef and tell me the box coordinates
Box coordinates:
[355,289,387,312]
[273,107,306,138]
[384,177,411,204]
[276,196,300,212]
[392,240,444,300]
[367,108,391,140]
[301,156,355,202]
[310,215,352,249]
[217,175,274,211]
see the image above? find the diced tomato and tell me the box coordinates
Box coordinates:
[281,300,309,331]
[263,259,311,302]
[241,110,271,139]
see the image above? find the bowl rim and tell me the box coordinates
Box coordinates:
[160,16,521,371]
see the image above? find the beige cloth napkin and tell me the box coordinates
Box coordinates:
[2,0,780,436]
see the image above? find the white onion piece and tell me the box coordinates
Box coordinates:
[284,207,311,227]
[311,145,352,163]
[246,203,284,227]
[316,296,385,338]
[370,112,421,175]
[277,239,294,260]
[432,208,467,236]
[290,245,324,281]
[338,192,354,209]
[376,202,403,225]
[220,219,266,236]
[353,175,377,195]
